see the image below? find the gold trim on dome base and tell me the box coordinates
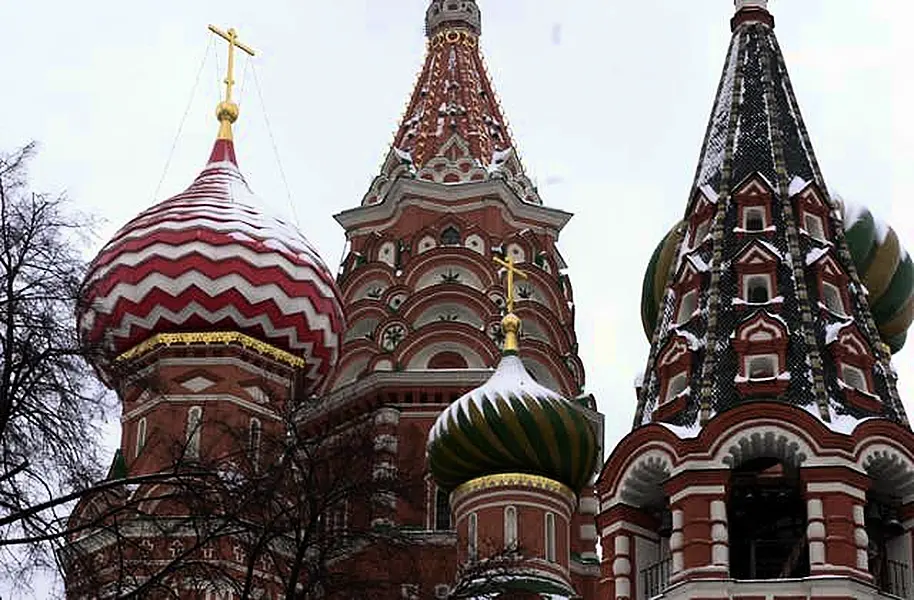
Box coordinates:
[116,332,305,369]
[452,473,575,505]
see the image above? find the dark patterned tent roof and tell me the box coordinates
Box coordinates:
[632,3,910,435]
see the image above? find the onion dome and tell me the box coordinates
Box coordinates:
[840,200,914,353]
[427,310,598,492]
[640,198,914,353]
[78,76,345,393]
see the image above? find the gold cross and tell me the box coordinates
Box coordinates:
[208,25,256,104]
[493,255,528,314]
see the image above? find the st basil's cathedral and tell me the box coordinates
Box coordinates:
[62,1,914,599]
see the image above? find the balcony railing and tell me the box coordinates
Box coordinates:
[640,557,671,599]
[877,559,910,599]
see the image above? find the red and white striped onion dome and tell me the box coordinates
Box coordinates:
[78,138,345,393]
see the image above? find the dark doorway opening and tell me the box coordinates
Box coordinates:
[729,458,809,579]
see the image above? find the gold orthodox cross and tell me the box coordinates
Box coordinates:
[208,25,256,104]
[493,255,528,314]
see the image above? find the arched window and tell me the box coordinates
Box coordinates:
[468,512,478,560]
[135,417,147,458]
[504,505,518,549]
[248,418,262,471]
[428,351,468,370]
[665,372,689,403]
[804,213,826,240]
[435,488,451,530]
[545,512,556,562]
[746,275,771,303]
[693,219,711,247]
[822,282,845,315]
[747,355,777,380]
[676,290,698,324]
[842,364,870,393]
[186,406,203,459]
[744,207,766,231]
[441,226,461,246]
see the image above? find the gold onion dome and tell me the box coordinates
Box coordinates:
[427,313,598,493]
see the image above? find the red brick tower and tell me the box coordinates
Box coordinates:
[314,0,605,596]
[63,26,345,598]
[598,2,914,599]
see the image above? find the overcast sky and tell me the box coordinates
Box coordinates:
[0,2,911,591]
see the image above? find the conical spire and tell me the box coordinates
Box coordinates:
[634,3,912,434]
[361,1,541,206]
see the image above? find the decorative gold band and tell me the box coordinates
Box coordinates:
[429,28,477,50]
[452,472,576,505]
[116,331,305,369]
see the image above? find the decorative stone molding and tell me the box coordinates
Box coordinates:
[612,534,632,600]
[807,497,827,565]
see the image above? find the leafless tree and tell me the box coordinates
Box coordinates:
[0,142,111,589]
[447,543,540,600]
[60,391,425,599]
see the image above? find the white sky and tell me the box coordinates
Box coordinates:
[1,4,912,591]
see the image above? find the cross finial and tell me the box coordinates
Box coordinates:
[208,25,256,141]
[493,255,528,355]
[493,255,528,314]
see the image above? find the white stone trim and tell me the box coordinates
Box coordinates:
[600,520,658,542]
[336,178,572,235]
[130,356,291,385]
[122,393,281,422]
[805,481,866,500]
[669,485,726,505]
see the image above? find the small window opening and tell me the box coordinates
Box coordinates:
[435,488,451,531]
[441,226,461,246]
[186,406,202,459]
[842,364,870,393]
[693,220,711,246]
[747,355,777,380]
[744,207,766,231]
[746,275,771,303]
[545,512,556,562]
[729,458,809,580]
[504,505,518,550]
[135,417,147,458]
[866,497,908,596]
[677,290,698,324]
[822,282,845,315]
[665,372,688,403]
[804,213,825,240]
[468,512,478,560]
[248,418,262,471]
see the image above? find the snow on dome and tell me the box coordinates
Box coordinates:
[426,353,597,492]
[78,139,345,393]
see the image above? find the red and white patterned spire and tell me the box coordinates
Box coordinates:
[363,0,541,206]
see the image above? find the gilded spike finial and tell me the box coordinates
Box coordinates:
[208,25,256,141]
[493,255,528,354]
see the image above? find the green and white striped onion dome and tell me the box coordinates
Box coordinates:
[640,200,914,353]
[427,354,598,493]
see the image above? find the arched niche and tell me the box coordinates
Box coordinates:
[428,351,469,369]
[413,302,486,330]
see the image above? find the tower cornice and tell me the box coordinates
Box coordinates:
[337,178,571,235]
